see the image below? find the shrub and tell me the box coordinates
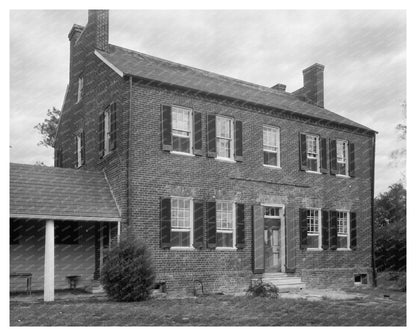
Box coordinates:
[246,280,279,298]
[101,236,155,301]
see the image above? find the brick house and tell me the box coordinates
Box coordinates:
[11,9,377,298]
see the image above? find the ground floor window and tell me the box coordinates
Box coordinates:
[216,201,234,247]
[171,197,193,247]
[337,211,350,249]
[307,208,321,248]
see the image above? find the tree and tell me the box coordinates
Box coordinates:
[390,101,406,180]
[34,107,61,148]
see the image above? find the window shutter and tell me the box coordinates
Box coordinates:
[207,114,216,158]
[329,211,338,250]
[109,103,117,151]
[299,133,307,171]
[349,142,355,177]
[206,201,216,248]
[193,111,203,156]
[285,207,296,273]
[350,212,357,250]
[253,205,264,273]
[329,139,338,175]
[299,208,308,250]
[193,201,204,249]
[236,203,245,249]
[320,138,328,174]
[98,112,105,159]
[321,210,329,250]
[161,105,172,151]
[81,131,86,165]
[235,120,243,162]
[160,197,171,249]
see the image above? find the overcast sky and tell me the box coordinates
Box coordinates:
[9,10,406,194]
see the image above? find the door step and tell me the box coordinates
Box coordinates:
[85,280,105,294]
[260,273,306,292]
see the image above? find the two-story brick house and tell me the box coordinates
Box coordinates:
[12,9,377,296]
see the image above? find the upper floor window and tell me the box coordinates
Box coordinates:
[263,126,280,167]
[77,77,84,103]
[306,134,320,172]
[337,211,350,249]
[336,140,349,176]
[306,208,321,249]
[216,116,234,160]
[171,197,193,247]
[76,131,85,168]
[99,103,117,158]
[216,201,235,248]
[172,106,192,154]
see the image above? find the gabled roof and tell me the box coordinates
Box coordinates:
[10,163,120,222]
[96,44,374,133]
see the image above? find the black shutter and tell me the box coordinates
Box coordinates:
[193,201,204,249]
[81,131,86,165]
[206,201,216,248]
[320,138,328,174]
[109,103,117,151]
[235,120,243,162]
[253,205,264,273]
[321,210,329,250]
[98,112,104,159]
[161,105,172,151]
[160,198,171,249]
[330,139,338,175]
[349,142,355,177]
[285,207,296,272]
[207,114,216,158]
[329,211,338,250]
[299,133,307,171]
[350,212,357,250]
[299,208,308,250]
[236,203,245,249]
[193,111,203,156]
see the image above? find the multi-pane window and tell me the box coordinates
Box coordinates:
[216,116,234,159]
[104,108,111,155]
[264,206,280,217]
[77,77,84,103]
[172,106,192,154]
[337,211,349,249]
[76,133,83,167]
[307,209,320,248]
[263,126,280,167]
[171,198,192,247]
[306,135,320,172]
[336,140,349,176]
[216,201,234,247]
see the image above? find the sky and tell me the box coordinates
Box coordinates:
[9,9,406,195]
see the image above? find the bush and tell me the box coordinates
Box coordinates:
[246,280,279,298]
[101,237,155,301]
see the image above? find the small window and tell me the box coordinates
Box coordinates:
[354,273,368,285]
[216,201,234,247]
[172,106,192,154]
[104,108,111,155]
[337,211,350,249]
[306,135,320,172]
[77,77,84,103]
[264,206,281,218]
[307,209,321,249]
[55,222,79,245]
[76,132,85,168]
[336,140,349,176]
[263,126,280,167]
[171,198,193,247]
[216,116,234,160]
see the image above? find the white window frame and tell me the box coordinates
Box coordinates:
[306,134,321,173]
[77,77,84,103]
[171,106,194,156]
[170,197,194,250]
[336,210,350,250]
[104,108,111,156]
[306,208,322,250]
[215,116,235,162]
[215,201,236,250]
[336,139,349,177]
[76,133,82,168]
[263,125,281,168]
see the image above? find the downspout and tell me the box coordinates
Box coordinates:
[371,133,377,287]
[127,76,133,231]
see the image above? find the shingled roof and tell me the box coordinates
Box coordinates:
[10,163,120,222]
[96,44,374,133]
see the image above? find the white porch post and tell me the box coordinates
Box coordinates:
[44,219,55,302]
[117,221,121,244]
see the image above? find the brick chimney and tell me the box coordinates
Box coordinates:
[302,63,325,108]
[68,24,84,80]
[271,83,287,92]
[87,10,109,52]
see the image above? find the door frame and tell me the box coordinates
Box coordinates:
[261,203,286,273]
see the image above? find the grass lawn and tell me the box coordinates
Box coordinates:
[10,290,406,326]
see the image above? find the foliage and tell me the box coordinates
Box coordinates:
[246,280,279,298]
[34,107,61,148]
[390,100,406,170]
[101,236,155,302]
[374,182,406,272]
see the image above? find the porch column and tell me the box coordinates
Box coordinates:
[117,221,121,244]
[44,219,55,302]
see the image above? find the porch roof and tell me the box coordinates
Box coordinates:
[10,163,121,222]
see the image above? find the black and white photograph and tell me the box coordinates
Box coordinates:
[7,4,408,327]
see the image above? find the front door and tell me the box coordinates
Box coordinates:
[264,206,283,272]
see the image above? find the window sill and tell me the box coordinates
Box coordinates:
[215,157,236,163]
[306,170,322,175]
[336,174,351,179]
[170,151,195,157]
[306,248,323,251]
[170,247,195,251]
[215,247,238,251]
[263,164,281,169]
[336,248,352,251]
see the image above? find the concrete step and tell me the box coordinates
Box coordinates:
[261,273,306,292]
[263,278,304,284]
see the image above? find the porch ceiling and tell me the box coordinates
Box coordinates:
[10,163,121,222]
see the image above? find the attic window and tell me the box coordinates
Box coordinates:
[77,77,84,103]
